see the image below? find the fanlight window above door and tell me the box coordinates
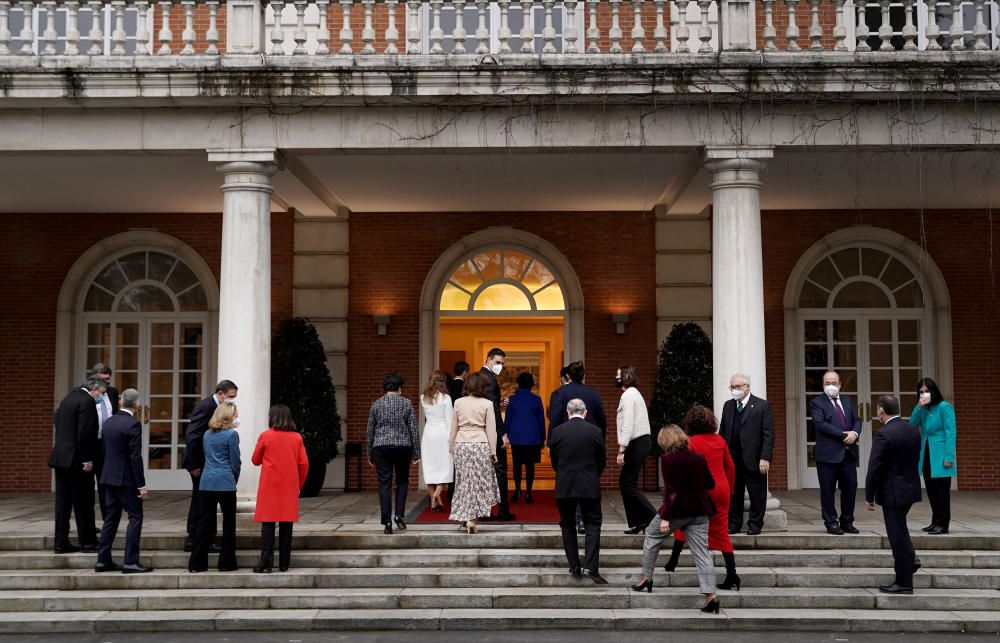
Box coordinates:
[798,247,925,309]
[83,251,208,313]
[440,249,565,312]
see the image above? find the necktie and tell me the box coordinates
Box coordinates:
[737,401,744,414]
[833,398,848,430]
[98,400,109,439]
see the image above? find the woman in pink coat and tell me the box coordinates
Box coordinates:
[252,405,309,573]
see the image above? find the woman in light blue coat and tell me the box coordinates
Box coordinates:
[909,377,956,535]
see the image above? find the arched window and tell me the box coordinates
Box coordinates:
[439,249,565,313]
[798,247,925,310]
[84,251,208,313]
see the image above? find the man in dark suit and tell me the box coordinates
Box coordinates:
[447,361,470,403]
[95,388,153,574]
[548,398,607,584]
[49,378,107,554]
[90,363,119,522]
[865,395,922,594]
[811,370,863,535]
[183,379,238,551]
[719,372,774,536]
[478,348,515,521]
[547,361,607,440]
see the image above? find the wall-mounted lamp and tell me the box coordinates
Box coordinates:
[373,315,391,336]
[612,313,630,335]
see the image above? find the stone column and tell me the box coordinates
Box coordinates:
[208,149,280,515]
[704,146,786,532]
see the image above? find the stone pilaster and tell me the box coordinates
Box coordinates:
[654,204,712,347]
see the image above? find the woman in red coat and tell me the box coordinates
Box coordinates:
[252,405,309,573]
[667,405,741,590]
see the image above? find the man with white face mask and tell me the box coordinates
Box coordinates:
[810,370,862,535]
[479,348,515,521]
[719,373,774,536]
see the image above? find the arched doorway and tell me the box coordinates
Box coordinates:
[420,229,585,491]
[56,233,219,490]
[783,227,953,489]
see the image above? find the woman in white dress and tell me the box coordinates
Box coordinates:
[420,371,455,512]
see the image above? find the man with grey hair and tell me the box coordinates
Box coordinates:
[49,378,107,554]
[548,398,607,584]
[96,388,152,573]
[719,372,774,536]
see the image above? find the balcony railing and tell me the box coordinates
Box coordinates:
[1,0,999,58]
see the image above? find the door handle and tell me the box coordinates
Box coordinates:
[141,405,150,424]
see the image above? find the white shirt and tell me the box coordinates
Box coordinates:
[617,386,651,447]
[96,393,113,439]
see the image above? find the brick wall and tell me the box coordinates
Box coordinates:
[348,212,658,491]
[761,212,1000,491]
[0,211,293,492]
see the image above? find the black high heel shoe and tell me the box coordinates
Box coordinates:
[525,491,534,504]
[623,523,647,535]
[394,517,407,531]
[700,597,720,614]
[718,573,741,591]
[510,490,520,503]
[630,578,653,593]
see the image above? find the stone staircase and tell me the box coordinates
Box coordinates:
[0,530,998,634]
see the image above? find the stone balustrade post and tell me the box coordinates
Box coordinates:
[207,149,281,517]
[226,0,265,53]
[720,0,754,52]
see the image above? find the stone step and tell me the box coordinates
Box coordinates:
[0,607,997,634]
[4,531,998,552]
[0,566,996,591]
[5,548,998,571]
[0,586,997,613]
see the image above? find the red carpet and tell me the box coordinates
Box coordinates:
[412,490,561,524]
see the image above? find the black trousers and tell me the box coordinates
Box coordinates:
[185,471,201,542]
[557,497,602,574]
[188,490,237,571]
[511,446,538,493]
[817,455,858,529]
[883,503,917,588]
[620,435,656,529]
[494,445,511,516]
[923,449,952,530]
[93,445,108,521]
[372,445,412,525]
[97,485,143,565]
[729,457,767,533]
[53,466,98,548]
[260,521,294,570]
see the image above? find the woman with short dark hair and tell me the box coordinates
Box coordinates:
[450,372,500,534]
[366,373,421,534]
[616,365,656,535]
[664,405,740,590]
[251,404,309,573]
[505,372,546,504]
[909,377,956,535]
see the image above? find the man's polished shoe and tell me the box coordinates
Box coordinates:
[576,522,586,535]
[921,524,936,532]
[569,565,583,579]
[728,527,741,535]
[79,544,99,553]
[879,583,913,594]
[826,526,845,535]
[94,561,120,573]
[927,525,949,535]
[121,563,154,574]
[54,543,80,554]
[746,529,761,536]
[912,559,922,574]
[841,525,860,534]
[583,570,609,585]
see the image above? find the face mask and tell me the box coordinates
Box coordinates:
[730,388,744,400]
[919,392,932,403]
[490,364,502,376]
[824,384,840,398]
[615,378,623,389]
[231,417,241,428]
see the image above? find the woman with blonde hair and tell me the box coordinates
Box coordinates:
[421,370,454,512]
[188,401,241,573]
[630,425,720,615]
[449,372,500,534]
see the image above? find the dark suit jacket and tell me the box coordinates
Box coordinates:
[100,410,146,489]
[49,388,99,470]
[865,417,922,507]
[478,367,507,447]
[547,418,606,500]
[183,395,218,472]
[447,377,465,404]
[106,386,120,414]
[719,394,775,472]
[547,381,607,439]
[810,394,862,464]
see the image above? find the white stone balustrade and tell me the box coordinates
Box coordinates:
[0,0,999,57]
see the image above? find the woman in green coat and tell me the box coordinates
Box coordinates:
[909,377,956,535]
